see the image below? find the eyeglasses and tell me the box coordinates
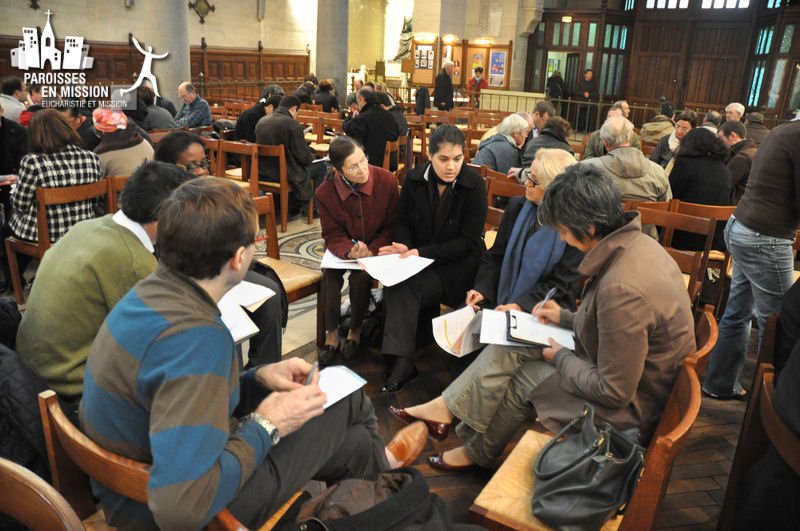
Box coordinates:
[185,157,210,171]
[345,156,368,173]
[525,173,539,187]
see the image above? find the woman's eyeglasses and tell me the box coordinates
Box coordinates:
[345,156,368,173]
[186,157,211,171]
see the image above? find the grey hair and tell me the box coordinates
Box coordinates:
[443,60,454,69]
[538,164,626,242]
[599,116,635,148]
[725,102,745,117]
[498,113,530,136]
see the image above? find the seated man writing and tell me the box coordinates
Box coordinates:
[80,178,426,530]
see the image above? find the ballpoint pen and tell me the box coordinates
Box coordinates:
[534,286,558,314]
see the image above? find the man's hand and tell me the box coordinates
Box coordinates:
[465,289,485,309]
[378,242,409,255]
[534,300,561,325]
[254,381,326,437]
[542,337,564,364]
[507,167,521,179]
[348,240,372,259]
[256,358,312,392]
[495,303,522,312]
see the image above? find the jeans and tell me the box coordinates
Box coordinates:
[703,217,795,396]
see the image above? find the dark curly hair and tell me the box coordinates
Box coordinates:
[676,127,728,161]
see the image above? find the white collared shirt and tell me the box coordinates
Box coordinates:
[112,210,154,253]
[423,162,459,186]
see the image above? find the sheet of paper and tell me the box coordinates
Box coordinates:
[507,309,575,350]
[321,249,362,270]
[217,297,259,343]
[357,254,434,287]
[222,280,276,312]
[318,365,367,409]
[432,306,484,357]
[480,309,529,347]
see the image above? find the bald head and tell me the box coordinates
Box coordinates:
[599,116,635,149]
[177,81,197,104]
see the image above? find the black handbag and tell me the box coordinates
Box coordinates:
[532,404,645,531]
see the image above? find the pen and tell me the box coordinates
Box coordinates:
[351,238,359,245]
[305,361,319,386]
[534,287,558,314]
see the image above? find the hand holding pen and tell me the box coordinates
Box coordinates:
[533,287,561,325]
[348,238,371,259]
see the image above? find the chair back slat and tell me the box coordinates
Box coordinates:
[620,364,701,530]
[106,175,129,213]
[685,305,718,377]
[256,144,291,233]
[35,179,109,250]
[253,194,280,259]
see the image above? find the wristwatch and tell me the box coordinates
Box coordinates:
[248,412,280,446]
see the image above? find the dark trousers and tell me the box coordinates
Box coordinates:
[244,270,283,365]
[320,269,373,333]
[381,268,444,359]
[228,389,389,528]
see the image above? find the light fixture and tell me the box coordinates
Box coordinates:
[561,15,573,23]
[474,37,493,46]
[442,34,459,44]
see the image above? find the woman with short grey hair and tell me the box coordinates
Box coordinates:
[390,164,695,471]
[471,113,529,174]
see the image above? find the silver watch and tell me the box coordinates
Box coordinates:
[248,412,280,446]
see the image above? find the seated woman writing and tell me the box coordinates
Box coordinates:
[466,148,581,315]
[379,125,487,392]
[315,136,399,364]
[391,164,696,470]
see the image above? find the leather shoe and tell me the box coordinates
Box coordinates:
[428,452,477,472]
[388,405,450,441]
[341,339,360,361]
[381,359,418,393]
[386,421,428,468]
[318,344,338,366]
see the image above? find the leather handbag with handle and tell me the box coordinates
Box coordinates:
[532,404,645,531]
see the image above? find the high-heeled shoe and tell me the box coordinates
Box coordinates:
[427,452,478,472]
[388,405,450,441]
[381,358,418,393]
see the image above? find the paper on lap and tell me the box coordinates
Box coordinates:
[318,366,367,409]
[433,306,483,357]
[321,249,361,270]
[356,254,434,286]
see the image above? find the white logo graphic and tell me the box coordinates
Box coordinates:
[121,36,168,97]
[10,10,94,71]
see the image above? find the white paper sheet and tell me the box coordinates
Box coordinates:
[222,280,276,312]
[479,309,529,347]
[217,297,259,343]
[357,254,434,287]
[321,249,362,270]
[318,365,367,409]
[432,306,483,357]
[506,309,576,350]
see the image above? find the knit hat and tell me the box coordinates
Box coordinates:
[92,107,128,133]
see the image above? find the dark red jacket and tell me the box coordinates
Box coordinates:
[316,165,399,258]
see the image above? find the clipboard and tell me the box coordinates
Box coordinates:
[505,310,575,350]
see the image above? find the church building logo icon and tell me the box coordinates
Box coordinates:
[10,10,94,71]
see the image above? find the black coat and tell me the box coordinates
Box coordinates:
[393,163,487,307]
[576,76,598,100]
[521,128,574,167]
[0,117,27,176]
[234,103,266,143]
[343,102,400,170]
[473,196,583,311]
[546,75,566,99]
[434,70,453,110]
[669,155,731,251]
[255,109,314,200]
[314,91,340,113]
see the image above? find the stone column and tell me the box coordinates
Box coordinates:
[150,0,191,102]
[317,0,349,105]
[510,0,542,92]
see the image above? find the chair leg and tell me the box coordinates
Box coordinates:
[280,189,288,233]
[5,240,24,306]
[316,292,325,347]
[307,194,314,225]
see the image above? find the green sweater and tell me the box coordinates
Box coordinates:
[17,215,156,397]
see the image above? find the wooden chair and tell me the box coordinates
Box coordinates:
[623,199,672,212]
[256,144,314,233]
[464,128,485,161]
[149,129,182,144]
[202,136,221,176]
[187,125,214,136]
[253,194,321,304]
[470,364,702,530]
[685,304,718,377]
[106,175,129,213]
[664,247,705,305]
[382,139,400,177]
[38,390,299,531]
[0,456,83,531]
[217,140,259,196]
[637,208,717,311]
[717,362,800,530]
[487,178,525,208]
[300,103,323,112]
[6,179,109,305]
[396,134,408,182]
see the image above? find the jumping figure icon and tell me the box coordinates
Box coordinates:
[122,36,168,97]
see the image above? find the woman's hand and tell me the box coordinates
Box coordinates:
[347,240,372,259]
[378,242,409,255]
[465,289,485,309]
[534,300,562,325]
[495,303,522,312]
[542,337,565,364]
[400,248,419,258]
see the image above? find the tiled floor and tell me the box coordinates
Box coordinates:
[280,216,752,530]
